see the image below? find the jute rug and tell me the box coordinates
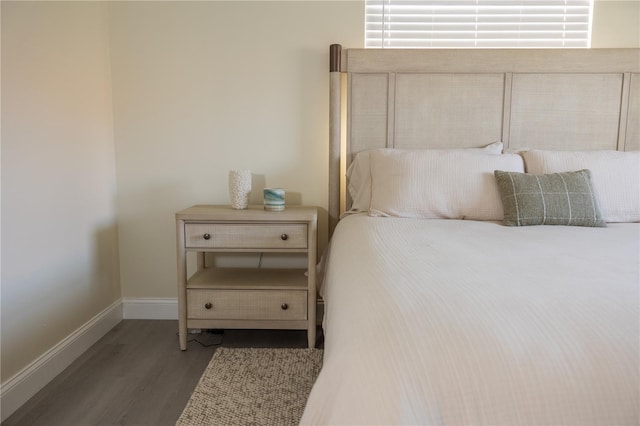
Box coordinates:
[176,347,323,426]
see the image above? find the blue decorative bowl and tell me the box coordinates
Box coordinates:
[263,188,285,211]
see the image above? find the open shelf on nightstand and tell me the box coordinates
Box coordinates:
[187,267,308,290]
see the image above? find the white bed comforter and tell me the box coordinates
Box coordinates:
[301,215,639,425]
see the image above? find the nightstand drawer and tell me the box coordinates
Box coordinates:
[184,223,307,249]
[187,289,307,320]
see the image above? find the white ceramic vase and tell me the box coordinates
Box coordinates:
[228,170,252,209]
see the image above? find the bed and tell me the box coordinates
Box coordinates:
[300,46,640,425]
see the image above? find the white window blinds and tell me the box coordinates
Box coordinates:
[365,0,594,48]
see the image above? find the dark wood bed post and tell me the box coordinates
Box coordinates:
[329,44,342,237]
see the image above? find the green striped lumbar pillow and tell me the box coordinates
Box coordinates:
[494,169,606,227]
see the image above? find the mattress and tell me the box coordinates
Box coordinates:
[301,215,640,425]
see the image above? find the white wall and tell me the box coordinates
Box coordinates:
[1,2,120,383]
[592,1,640,47]
[108,1,364,299]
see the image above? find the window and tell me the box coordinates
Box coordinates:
[365,0,594,48]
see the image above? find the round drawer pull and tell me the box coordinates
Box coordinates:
[280,234,289,241]
[281,303,289,310]
[203,233,211,240]
[204,302,212,310]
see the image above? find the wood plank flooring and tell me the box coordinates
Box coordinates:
[3,320,320,426]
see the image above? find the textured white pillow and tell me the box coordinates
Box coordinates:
[346,151,373,214]
[521,150,640,223]
[369,149,524,220]
[346,142,504,214]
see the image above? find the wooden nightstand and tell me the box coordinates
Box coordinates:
[175,205,318,350]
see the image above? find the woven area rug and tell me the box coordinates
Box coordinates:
[176,347,323,426]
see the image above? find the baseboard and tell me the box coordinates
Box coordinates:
[122,297,178,320]
[0,299,123,422]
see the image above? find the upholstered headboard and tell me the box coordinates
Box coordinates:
[328,45,640,233]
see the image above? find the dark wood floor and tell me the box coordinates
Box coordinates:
[3,320,321,426]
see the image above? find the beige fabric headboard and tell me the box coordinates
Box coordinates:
[328,45,640,233]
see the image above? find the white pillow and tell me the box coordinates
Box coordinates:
[521,150,640,223]
[369,149,524,220]
[346,142,504,214]
[346,150,373,214]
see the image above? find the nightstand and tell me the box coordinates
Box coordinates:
[175,205,318,350]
